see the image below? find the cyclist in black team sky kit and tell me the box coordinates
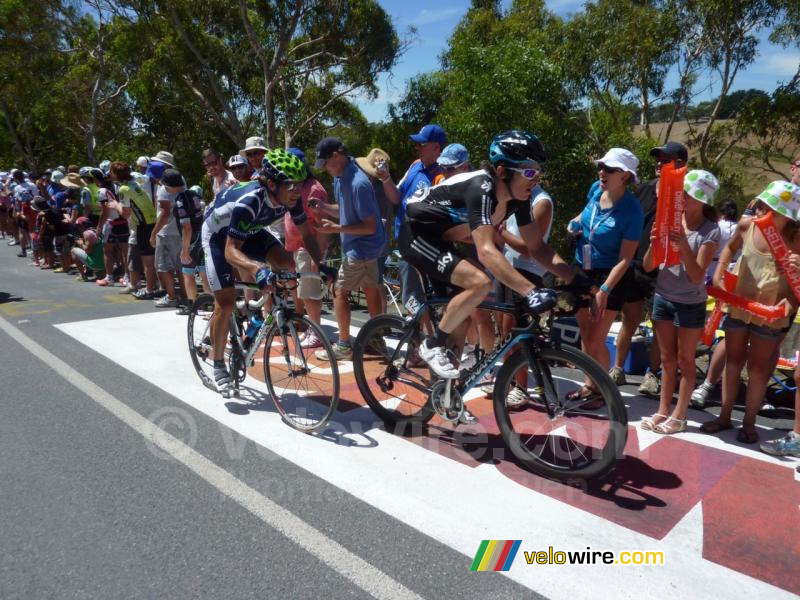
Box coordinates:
[399,130,590,378]
[201,148,335,394]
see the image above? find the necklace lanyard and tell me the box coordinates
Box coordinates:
[588,202,616,242]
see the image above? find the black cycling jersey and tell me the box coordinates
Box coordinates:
[405,169,532,232]
[173,189,205,236]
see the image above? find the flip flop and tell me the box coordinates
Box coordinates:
[700,420,734,434]
[736,427,759,444]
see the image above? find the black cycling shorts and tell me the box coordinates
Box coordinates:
[398,220,467,284]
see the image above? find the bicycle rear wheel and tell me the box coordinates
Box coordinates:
[352,314,435,426]
[187,293,217,392]
[493,344,627,481]
[262,315,339,432]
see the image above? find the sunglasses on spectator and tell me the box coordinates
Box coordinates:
[414,142,430,148]
[245,150,264,158]
[793,161,800,168]
[442,164,465,172]
[202,159,219,167]
[230,164,247,170]
[508,166,541,179]
[597,163,623,174]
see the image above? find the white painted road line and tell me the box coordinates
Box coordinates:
[0,314,422,600]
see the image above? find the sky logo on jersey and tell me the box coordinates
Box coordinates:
[470,540,522,571]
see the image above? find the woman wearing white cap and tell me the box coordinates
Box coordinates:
[567,148,643,404]
[640,170,721,434]
[701,181,800,444]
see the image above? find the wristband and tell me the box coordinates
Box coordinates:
[600,283,611,294]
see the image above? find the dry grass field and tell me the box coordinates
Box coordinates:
[634,120,797,199]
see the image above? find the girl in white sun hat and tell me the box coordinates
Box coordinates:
[702,180,800,444]
[641,169,721,434]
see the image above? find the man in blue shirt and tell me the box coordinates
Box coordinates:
[315,137,386,360]
[381,124,447,311]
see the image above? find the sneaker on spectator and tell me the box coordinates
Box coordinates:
[154,295,177,308]
[690,381,715,408]
[609,366,627,385]
[760,431,800,457]
[97,277,114,287]
[506,385,529,410]
[8,240,17,246]
[317,342,352,361]
[17,250,26,257]
[419,339,460,379]
[638,371,660,396]
[300,331,323,349]
[134,289,156,300]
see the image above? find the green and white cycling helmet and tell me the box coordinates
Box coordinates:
[756,180,800,221]
[261,149,306,183]
[683,169,719,206]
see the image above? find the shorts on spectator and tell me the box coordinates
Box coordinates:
[335,256,379,293]
[651,292,706,329]
[294,248,324,300]
[582,267,636,312]
[135,224,155,257]
[155,234,182,273]
[722,314,783,341]
[625,263,657,304]
[102,220,130,245]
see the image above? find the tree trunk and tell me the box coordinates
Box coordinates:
[0,98,35,170]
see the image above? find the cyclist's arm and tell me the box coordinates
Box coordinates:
[224,235,263,279]
[518,221,576,284]
[472,225,535,295]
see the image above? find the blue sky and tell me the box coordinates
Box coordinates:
[355,0,800,122]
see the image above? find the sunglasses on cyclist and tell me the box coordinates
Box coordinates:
[508,166,541,179]
[597,163,623,174]
[283,181,301,191]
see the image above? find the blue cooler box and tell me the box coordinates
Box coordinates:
[605,324,649,374]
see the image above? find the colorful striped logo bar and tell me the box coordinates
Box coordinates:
[470,540,522,571]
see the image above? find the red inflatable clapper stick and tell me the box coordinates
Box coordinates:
[706,285,785,321]
[754,211,800,303]
[701,301,725,346]
[652,161,688,268]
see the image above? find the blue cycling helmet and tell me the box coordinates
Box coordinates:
[488,130,546,166]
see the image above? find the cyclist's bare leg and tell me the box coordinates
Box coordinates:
[437,261,492,335]
[211,287,237,363]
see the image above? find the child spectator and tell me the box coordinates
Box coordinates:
[71,217,105,281]
[701,181,800,443]
[641,170,721,434]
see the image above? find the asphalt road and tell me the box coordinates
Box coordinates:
[0,244,536,600]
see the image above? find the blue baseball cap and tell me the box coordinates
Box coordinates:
[145,160,167,180]
[409,124,448,146]
[437,143,469,168]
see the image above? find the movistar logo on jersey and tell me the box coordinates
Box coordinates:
[236,220,263,233]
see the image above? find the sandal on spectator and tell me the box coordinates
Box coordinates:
[566,385,604,410]
[641,413,667,431]
[700,419,733,434]
[654,417,687,435]
[736,426,759,444]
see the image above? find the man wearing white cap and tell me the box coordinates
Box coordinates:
[135,156,149,175]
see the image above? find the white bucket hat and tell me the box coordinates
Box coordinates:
[756,180,800,221]
[683,169,719,206]
[149,150,175,167]
[239,136,268,157]
[594,148,639,184]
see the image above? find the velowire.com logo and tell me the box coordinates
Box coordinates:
[470,540,522,571]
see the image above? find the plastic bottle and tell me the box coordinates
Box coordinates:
[243,314,264,348]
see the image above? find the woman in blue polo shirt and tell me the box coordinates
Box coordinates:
[567,148,643,403]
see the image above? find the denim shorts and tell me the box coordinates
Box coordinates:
[722,315,783,341]
[651,293,706,329]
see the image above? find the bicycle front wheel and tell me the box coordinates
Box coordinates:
[187,293,217,392]
[262,315,339,433]
[493,344,627,481]
[352,314,434,427]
